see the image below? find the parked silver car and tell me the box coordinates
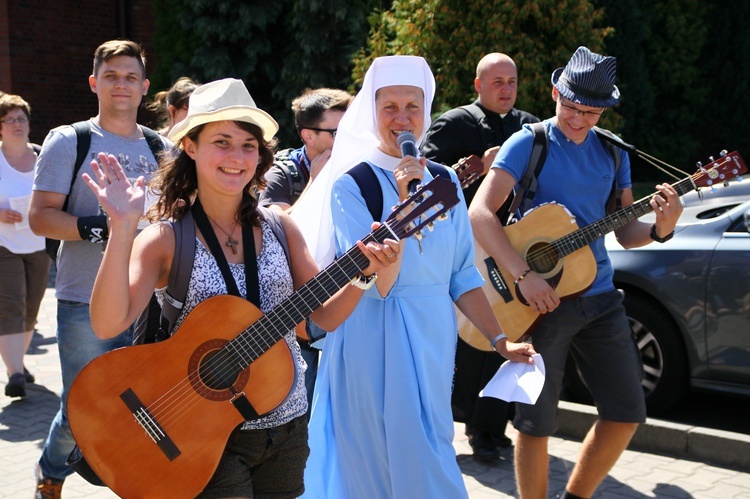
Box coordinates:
[564,180,750,415]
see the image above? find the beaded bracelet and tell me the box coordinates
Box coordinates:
[490,333,508,351]
[513,268,532,285]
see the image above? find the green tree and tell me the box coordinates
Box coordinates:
[598,0,724,180]
[694,0,750,165]
[353,0,612,125]
[150,0,388,147]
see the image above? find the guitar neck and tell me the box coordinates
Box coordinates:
[228,224,391,363]
[545,176,696,260]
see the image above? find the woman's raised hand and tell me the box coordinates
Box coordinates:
[82,152,147,228]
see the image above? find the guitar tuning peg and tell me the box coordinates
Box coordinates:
[709,156,715,162]
[696,161,704,170]
[720,149,728,157]
[724,180,729,187]
[710,184,716,192]
[737,175,744,182]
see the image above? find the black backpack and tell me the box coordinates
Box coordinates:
[497,122,624,226]
[44,121,166,260]
[132,206,292,345]
[274,148,307,200]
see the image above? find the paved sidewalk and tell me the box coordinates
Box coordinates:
[1,287,750,498]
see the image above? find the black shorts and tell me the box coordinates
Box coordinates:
[197,415,309,499]
[513,290,647,437]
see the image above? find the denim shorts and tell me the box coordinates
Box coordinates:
[513,290,647,437]
[197,415,309,499]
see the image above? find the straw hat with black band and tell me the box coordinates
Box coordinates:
[168,78,278,144]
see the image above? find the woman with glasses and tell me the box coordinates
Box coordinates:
[0,93,50,397]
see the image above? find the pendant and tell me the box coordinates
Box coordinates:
[226,236,239,254]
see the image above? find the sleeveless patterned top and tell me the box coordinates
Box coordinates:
[156,220,307,430]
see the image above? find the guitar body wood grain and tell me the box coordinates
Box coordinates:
[68,295,295,499]
[457,203,596,348]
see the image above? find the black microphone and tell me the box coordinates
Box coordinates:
[397,131,420,196]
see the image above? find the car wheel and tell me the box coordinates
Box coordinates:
[625,293,689,415]
[562,293,689,416]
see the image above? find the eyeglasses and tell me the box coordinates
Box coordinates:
[0,117,29,125]
[559,98,604,119]
[301,126,337,138]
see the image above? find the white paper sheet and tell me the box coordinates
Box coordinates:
[479,354,545,404]
[9,195,31,230]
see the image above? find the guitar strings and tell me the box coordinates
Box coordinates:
[145,233,376,428]
[521,169,708,271]
[161,186,451,423]
[145,246,369,430]
[139,215,413,433]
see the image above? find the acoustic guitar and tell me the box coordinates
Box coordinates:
[458,150,747,349]
[66,177,460,499]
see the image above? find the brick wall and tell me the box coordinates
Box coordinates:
[0,0,157,144]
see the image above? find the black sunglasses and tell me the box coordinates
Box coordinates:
[299,126,337,138]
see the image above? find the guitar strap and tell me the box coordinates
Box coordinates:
[192,198,263,421]
[191,198,261,307]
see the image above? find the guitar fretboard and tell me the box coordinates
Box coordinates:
[538,176,697,264]
[224,224,391,366]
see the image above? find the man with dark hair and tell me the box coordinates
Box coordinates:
[469,46,683,498]
[258,87,352,412]
[29,39,171,498]
[259,88,352,210]
[422,52,538,461]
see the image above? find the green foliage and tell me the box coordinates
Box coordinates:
[693,0,750,166]
[597,0,730,180]
[353,0,612,124]
[148,0,749,176]
[150,0,388,147]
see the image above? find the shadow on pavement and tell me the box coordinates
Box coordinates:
[27,330,56,356]
[0,383,60,445]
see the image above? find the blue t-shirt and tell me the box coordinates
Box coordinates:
[492,119,632,295]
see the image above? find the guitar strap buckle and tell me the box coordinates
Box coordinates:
[230,391,260,421]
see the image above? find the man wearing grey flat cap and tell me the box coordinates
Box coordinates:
[469,47,683,499]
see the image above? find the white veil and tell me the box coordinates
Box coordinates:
[291,55,436,267]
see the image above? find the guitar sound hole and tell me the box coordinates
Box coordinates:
[528,242,558,274]
[199,350,243,391]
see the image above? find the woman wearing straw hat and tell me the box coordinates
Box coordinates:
[293,56,535,498]
[81,78,399,498]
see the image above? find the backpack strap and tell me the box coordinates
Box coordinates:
[157,210,197,339]
[347,162,384,222]
[425,159,453,181]
[258,206,291,268]
[61,121,93,213]
[347,160,456,222]
[500,122,548,225]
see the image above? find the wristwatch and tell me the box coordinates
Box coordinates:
[650,224,674,243]
[350,273,378,290]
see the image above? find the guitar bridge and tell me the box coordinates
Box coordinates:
[120,388,181,461]
[484,257,514,304]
